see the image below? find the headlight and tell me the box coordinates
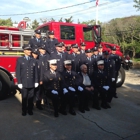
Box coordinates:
[125,60,128,63]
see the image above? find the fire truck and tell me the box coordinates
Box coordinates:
[0,21,125,99]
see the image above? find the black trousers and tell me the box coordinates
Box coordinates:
[111,71,119,96]
[21,87,34,112]
[35,85,44,101]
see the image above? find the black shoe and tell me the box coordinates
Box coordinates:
[84,107,90,111]
[28,111,33,115]
[101,104,107,109]
[114,95,118,98]
[69,109,76,115]
[79,108,85,113]
[36,105,43,110]
[92,105,101,110]
[106,103,111,108]
[54,112,59,117]
[59,109,67,115]
[22,111,26,116]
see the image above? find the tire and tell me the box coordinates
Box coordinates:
[116,67,125,87]
[0,70,11,100]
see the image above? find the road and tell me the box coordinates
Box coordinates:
[0,69,140,140]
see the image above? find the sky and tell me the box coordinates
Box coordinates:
[0,0,139,24]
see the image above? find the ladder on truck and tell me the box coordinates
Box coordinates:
[0,29,34,51]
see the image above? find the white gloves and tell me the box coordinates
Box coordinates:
[63,88,68,94]
[103,86,109,90]
[112,78,115,82]
[78,86,84,91]
[68,87,76,92]
[51,90,58,94]
[18,84,23,89]
[35,83,39,88]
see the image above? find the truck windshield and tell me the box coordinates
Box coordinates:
[60,25,75,40]
[83,26,93,41]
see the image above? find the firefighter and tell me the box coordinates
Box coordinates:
[43,59,65,117]
[16,44,39,116]
[38,44,49,60]
[109,46,121,98]
[80,48,96,77]
[50,42,67,72]
[62,60,85,114]
[67,44,80,73]
[98,44,104,58]
[45,30,58,54]
[92,47,102,71]
[29,29,44,49]
[79,42,86,57]
[93,60,111,109]
[31,48,43,110]
[103,51,116,102]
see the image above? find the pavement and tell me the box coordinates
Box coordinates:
[0,69,140,140]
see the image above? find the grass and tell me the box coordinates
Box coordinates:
[133,58,140,62]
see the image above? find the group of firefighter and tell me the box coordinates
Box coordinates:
[16,29,121,117]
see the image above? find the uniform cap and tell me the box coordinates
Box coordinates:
[112,46,116,51]
[85,49,92,53]
[93,47,98,51]
[32,48,39,55]
[39,44,46,50]
[98,45,103,48]
[97,60,104,65]
[65,46,71,51]
[61,42,65,46]
[80,42,86,46]
[49,59,57,65]
[22,44,32,50]
[48,30,54,35]
[64,60,72,65]
[35,29,41,34]
[103,50,109,55]
[55,42,63,47]
[71,43,78,48]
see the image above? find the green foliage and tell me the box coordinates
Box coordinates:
[31,19,39,29]
[133,0,140,11]
[65,16,73,23]
[0,18,13,26]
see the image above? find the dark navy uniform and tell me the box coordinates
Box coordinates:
[80,49,96,77]
[43,69,64,117]
[29,29,44,49]
[67,52,80,72]
[50,51,67,72]
[93,67,112,109]
[109,47,121,97]
[16,51,38,115]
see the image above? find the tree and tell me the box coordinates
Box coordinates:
[65,16,73,23]
[31,19,39,29]
[40,18,48,23]
[133,0,140,11]
[59,18,63,22]
[0,18,13,26]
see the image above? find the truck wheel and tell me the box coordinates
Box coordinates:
[116,67,125,87]
[0,70,11,100]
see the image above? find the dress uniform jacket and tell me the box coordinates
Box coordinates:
[43,70,64,91]
[16,56,38,88]
[62,70,79,88]
[103,58,116,79]
[45,38,58,54]
[109,54,121,72]
[92,54,102,71]
[50,51,67,72]
[40,55,50,81]
[29,37,44,49]
[80,56,96,77]
[67,53,81,72]
[93,70,110,88]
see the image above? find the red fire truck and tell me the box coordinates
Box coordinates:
[0,21,125,99]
